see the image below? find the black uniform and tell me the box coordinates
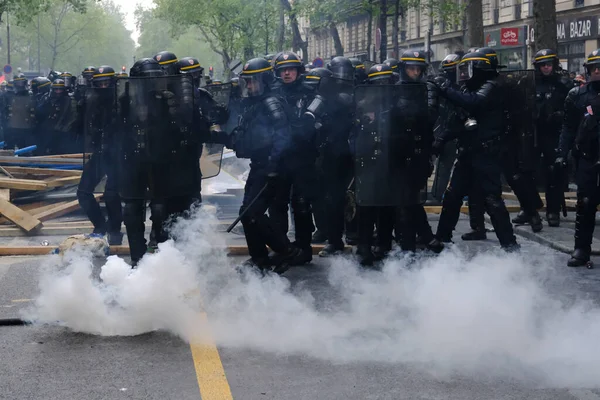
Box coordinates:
[232,58,301,273]
[434,52,519,250]
[556,49,600,266]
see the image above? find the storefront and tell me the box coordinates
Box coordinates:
[529,12,600,73]
[483,26,528,70]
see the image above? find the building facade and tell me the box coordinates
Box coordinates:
[307,0,600,72]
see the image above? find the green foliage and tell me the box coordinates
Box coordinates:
[135,7,223,78]
[0,0,135,75]
[153,0,280,71]
[0,0,87,25]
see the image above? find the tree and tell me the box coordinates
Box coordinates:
[464,0,483,48]
[0,0,135,74]
[532,0,557,52]
[135,8,223,78]
[0,0,86,25]
[154,0,279,76]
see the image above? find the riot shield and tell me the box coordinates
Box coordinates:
[5,94,36,149]
[82,86,118,193]
[6,95,35,130]
[353,84,429,207]
[116,75,202,199]
[205,83,232,107]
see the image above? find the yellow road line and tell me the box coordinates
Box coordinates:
[190,311,233,400]
[11,298,32,303]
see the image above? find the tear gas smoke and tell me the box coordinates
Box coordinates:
[24,206,600,387]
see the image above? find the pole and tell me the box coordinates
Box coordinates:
[37,14,41,74]
[6,12,10,66]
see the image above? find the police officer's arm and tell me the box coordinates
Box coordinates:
[557,87,581,158]
[443,81,496,112]
[264,96,291,173]
[426,81,440,124]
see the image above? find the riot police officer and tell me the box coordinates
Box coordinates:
[556,49,600,267]
[77,65,123,244]
[230,58,301,272]
[4,73,35,149]
[511,49,570,228]
[352,63,397,265]
[395,49,442,254]
[311,57,355,257]
[30,77,51,99]
[350,58,368,84]
[269,51,315,264]
[434,51,519,251]
[383,58,400,83]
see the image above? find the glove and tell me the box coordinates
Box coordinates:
[432,76,451,92]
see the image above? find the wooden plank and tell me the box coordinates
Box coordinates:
[0,156,83,165]
[0,178,47,191]
[0,198,43,232]
[45,176,81,188]
[3,167,82,177]
[32,194,101,222]
[0,189,10,201]
[29,153,86,159]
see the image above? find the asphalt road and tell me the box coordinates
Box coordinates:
[2,212,600,400]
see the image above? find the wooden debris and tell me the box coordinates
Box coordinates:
[0,178,47,191]
[33,195,101,222]
[0,198,42,232]
[3,167,82,177]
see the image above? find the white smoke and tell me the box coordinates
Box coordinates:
[24,206,600,387]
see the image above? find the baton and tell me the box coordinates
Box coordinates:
[226,182,269,233]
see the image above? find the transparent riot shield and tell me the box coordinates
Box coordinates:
[5,94,37,149]
[81,85,118,194]
[201,83,231,179]
[354,83,430,207]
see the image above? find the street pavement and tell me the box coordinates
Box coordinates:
[2,209,600,400]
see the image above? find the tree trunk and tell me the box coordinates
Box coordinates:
[280,0,308,63]
[329,20,344,56]
[392,0,400,59]
[367,2,374,60]
[276,1,285,52]
[465,0,483,48]
[378,0,388,62]
[532,0,557,52]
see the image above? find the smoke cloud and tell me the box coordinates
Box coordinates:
[23,206,600,387]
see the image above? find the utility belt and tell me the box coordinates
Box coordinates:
[458,135,502,154]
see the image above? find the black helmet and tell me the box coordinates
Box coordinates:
[475,47,503,70]
[153,51,179,75]
[584,49,600,82]
[82,66,96,82]
[50,78,66,97]
[264,53,276,64]
[327,56,354,81]
[30,77,51,95]
[349,58,368,84]
[532,49,560,75]
[239,58,275,97]
[303,67,333,90]
[92,65,116,87]
[177,57,204,76]
[59,71,75,88]
[13,73,28,93]
[383,58,400,71]
[440,53,461,82]
[457,51,494,82]
[399,49,428,81]
[367,63,394,84]
[273,52,305,76]
[130,58,163,77]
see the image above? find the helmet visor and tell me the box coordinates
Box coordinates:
[458,61,474,82]
[240,75,265,97]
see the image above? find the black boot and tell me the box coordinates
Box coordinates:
[512,210,530,224]
[546,212,560,227]
[289,242,313,265]
[425,238,444,253]
[567,248,591,267]
[356,245,375,266]
[529,211,543,232]
[461,229,487,241]
[270,246,303,274]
